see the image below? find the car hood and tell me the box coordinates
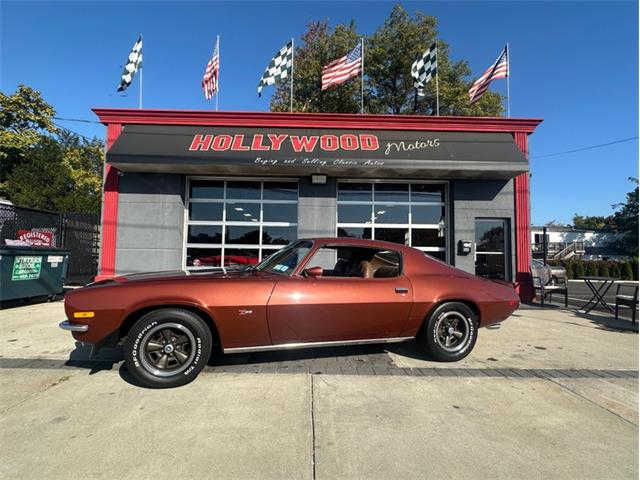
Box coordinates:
[88,267,265,287]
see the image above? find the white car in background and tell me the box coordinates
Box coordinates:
[532,259,567,286]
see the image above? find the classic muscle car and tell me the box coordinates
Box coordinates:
[60,238,520,388]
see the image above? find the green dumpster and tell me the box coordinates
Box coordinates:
[0,246,70,303]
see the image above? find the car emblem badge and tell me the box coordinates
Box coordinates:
[238,309,253,316]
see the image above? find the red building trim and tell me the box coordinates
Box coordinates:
[513,132,533,302]
[93,108,542,134]
[95,123,122,281]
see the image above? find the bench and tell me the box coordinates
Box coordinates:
[533,275,568,307]
[615,283,638,324]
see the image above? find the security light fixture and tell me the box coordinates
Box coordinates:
[311,174,327,185]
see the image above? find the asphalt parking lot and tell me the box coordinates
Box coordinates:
[1,301,638,479]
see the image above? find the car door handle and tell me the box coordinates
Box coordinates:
[395,287,409,294]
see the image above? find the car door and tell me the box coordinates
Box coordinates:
[267,266,413,344]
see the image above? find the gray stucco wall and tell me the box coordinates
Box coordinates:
[112,174,517,278]
[297,177,337,239]
[450,179,516,280]
[115,173,185,275]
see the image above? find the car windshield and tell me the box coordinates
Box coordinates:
[255,240,313,275]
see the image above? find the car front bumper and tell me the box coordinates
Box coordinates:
[59,320,89,332]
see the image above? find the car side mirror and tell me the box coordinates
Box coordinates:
[303,266,323,278]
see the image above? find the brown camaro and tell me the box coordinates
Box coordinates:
[60,238,520,388]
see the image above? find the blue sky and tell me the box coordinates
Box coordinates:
[1,1,637,225]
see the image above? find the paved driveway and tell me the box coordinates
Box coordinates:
[1,301,638,479]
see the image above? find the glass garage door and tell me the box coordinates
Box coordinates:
[185,179,298,269]
[336,181,448,261]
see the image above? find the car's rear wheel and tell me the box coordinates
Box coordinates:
[124,309,212,388]
[418,302,478,362]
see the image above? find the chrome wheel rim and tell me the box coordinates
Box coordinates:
[434,312,470,353]
[139,323,196,377]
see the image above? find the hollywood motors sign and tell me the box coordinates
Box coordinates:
[189,133,380,153]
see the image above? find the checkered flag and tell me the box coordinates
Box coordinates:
[411,42,437,97]
[117,35,143,92]
[258,40,293,97]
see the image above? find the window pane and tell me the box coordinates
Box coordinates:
[337,227,372,239]
[263,182,297,201]
[411,184,444,203]
[476,220,505,252]
[263,203,297,223]
[375,228,408,245]
[427,251,446,262]
[224,248,259,266]
[338,204,372,223]
[412,205,444,225]
[189,202,223,221]
[374,204,408,224]
[476,253,506,280]
[188,225,222,244]
[262,226,297,245]
[226,181,261,200]
[187,248,221,267]
[375,183,409,202]
[225,226,260,244]
[226,202,260,222]
[412,229,445,248]
[337,183,372,202]
[189,180,224,199]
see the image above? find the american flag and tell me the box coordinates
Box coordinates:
[468,46,509,104]
[202,39,219,101]
[321,41,362,91]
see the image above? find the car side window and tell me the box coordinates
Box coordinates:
[304,246,401,279]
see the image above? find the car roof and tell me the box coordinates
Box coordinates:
[300,237,415,252]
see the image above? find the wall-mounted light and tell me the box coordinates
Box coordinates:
[311,174,327,185]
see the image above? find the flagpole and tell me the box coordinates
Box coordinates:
[435,39,440,116]
[360,38,364,114]
[506,43,510,117]
[290,37,294,112]
[215,35,220,112]
[139,34,143,109]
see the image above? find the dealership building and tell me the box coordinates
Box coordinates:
[93,109,542,300]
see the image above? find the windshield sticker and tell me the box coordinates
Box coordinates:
[274,264,289,272]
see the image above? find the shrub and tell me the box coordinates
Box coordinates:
[586,261,599,277]
[609,262,621,279]
[564,260,575,279]
[598,262,610,278]
[621,261,634,280]
[632,258,639,281]
[575,260,586,278]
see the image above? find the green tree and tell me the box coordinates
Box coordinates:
[270,4,504,115]
[271,20,361,113]
[5,129,104,213]
[0,85,57,195]
[611,178,639,257]
[572,214,616,230]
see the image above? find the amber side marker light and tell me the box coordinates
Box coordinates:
[73,312,95,318]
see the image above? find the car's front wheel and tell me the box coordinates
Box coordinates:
[418,302,478,362]
[124,308,212,388]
